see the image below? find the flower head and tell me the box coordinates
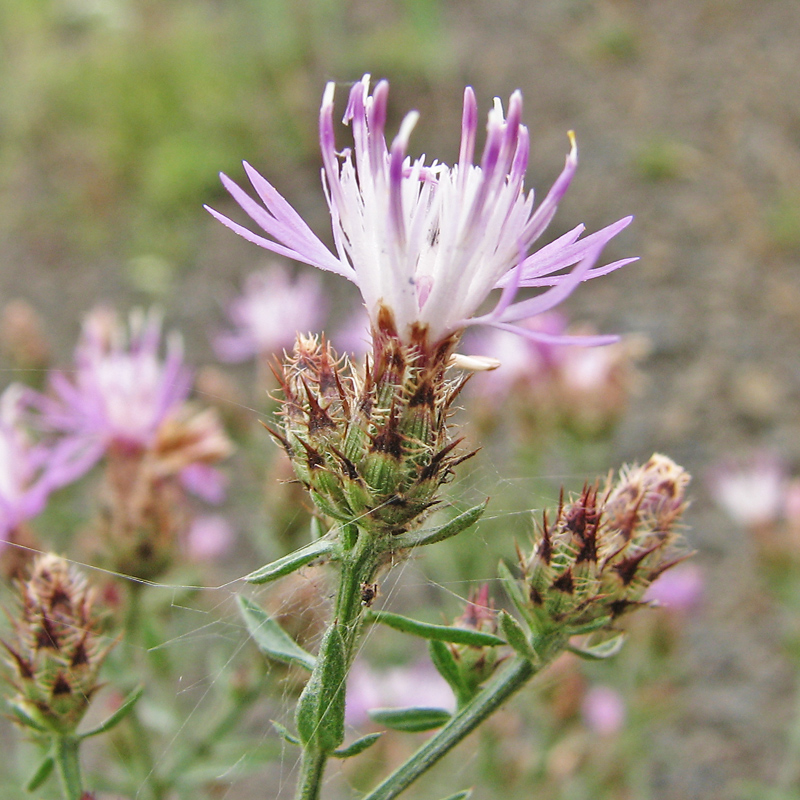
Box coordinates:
[213,264,328,362]
[0,386,89,548]
[208,75,634,352]
[38,307,192,465]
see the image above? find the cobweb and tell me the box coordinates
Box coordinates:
[0,371,594,800]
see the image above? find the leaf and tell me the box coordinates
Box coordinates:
[497,611,538,663]
[80,685,144,739]
[368,706,452,733]
[428,639,471,707]
[315,626,347,753]
[369,610,504,647]
[567,633,627,661]
[26,755,54,792]
[295,626,346,752]
[392,502,488,549]
[8,701,47,733]
[237,595,315,672]
[270,720,300,745]
[332,732,383,758]
[244,537,335,584]
[497,560,533,626]
[438,791,473,800]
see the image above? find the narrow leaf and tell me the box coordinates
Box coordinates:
[392,502,488,549]
[567,633,627,661]
[497,560,533,625]
[80,685,144,739]
[497,611,538,663]
[369,610,504,647]
[309,516,324,541]
[245,537,334,584]
[271,720,300,745]
[8,702,47,732]
[26,755,54,792]
[428,640,471,707]
[332,732,383,758]
[438,791,473,800]
[368,706,452,733]
[237,595,315,672]
[316,626,347,752]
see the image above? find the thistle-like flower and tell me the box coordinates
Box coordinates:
[207,74,634,354]
[518,454,691,635]
[2,554,115,734]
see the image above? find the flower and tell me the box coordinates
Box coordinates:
[208,75,634,351]
[581,685,626,736]
[212,264,328,362]
[36,307,192,466]
[708,451,786,529]
[0,386,89,548]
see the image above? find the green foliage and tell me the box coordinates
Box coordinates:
[368,706,452,733]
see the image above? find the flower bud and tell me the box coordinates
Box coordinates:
[448,585,503,694]
[2,554,116,734]
[271,313,472,537]
[518,454,691,635]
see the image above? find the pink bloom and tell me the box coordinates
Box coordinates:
[213,265,327,362]
[35,307,192,469]
[186,514,235,561]
[708,452,786,529]
[0,386,89,546]
[208,75,634,349]
[581,685,626,735]
[644,562,704,611]
[345,659,455,727]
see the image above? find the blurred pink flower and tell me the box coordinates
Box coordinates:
[644,562,704,611]
[186,514,235,561]
[213,265,327,362]
[466,311,641,430]
[581,685,625,736]
[0,385,90,547]
[35,307,191,465]
[345,659,455,728]
[708,451,786,529]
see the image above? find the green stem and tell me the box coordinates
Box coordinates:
[363,652,552,800]
[54,735,83,800]
[295,526,380,800]
[296,747,327,800]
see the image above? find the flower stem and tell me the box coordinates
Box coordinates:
[363,647,559,800]
[294,525,380,800]
[53,735,83,800]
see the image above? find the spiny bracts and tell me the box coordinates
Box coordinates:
[269,307,474,536]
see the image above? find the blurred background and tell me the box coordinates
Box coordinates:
[1,1,799,798]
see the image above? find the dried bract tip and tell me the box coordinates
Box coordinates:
[2,554,116,734]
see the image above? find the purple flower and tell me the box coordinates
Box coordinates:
[36,307,192,468]
[345,659,455,728]
[708,451,786,529]
[213,264,328,362]
[0,386,89,547]
[207,75,634,350]
[581,685,626,736]
[185,514,235,561]
[644,562,704,611]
